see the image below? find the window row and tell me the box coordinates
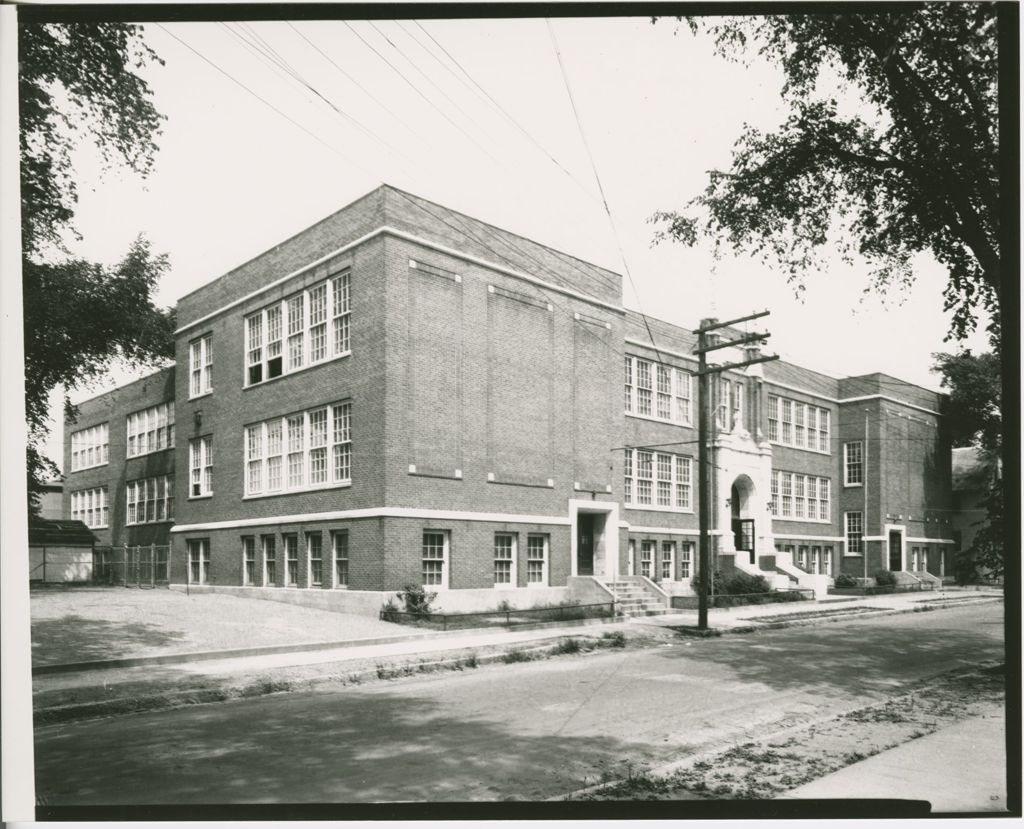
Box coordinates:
[624,449,693,511]
[244,402,352,496]
[231,531,351,588]
[633,539,695,581]
[71,486,109,528]
[491,532,550,587]
[766,395,830,453]
[776,543,833,575]
[245,271,351,387]
[126,475,175,525]
[126,402,175,458]
[624,356,693,424]
[70,423,109,471]
[770,471,831,521]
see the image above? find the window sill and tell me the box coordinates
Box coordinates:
[188,391,213,402]
[244,351,352,390]
[126,520,176,526]
[771,518,834,525]
[625,412,693,429]
[843,483,864,488]
[243,481,352,500]
[625,504,695,515]
[188,494,214,500]
[769,441,831,456]
[69,462,110,474]
[127,447,175,461]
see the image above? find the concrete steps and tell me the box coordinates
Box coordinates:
[604,580,671,617]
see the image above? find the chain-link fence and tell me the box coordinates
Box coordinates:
[93,545,171,588]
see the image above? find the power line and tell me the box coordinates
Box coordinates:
[154,24,361,170]
[545,19,666,368]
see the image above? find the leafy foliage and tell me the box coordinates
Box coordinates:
[932,349,1002,582]
[712,570,771,595]
[873,569,897,586]
[652,6,1000,343]
[833,573,859,588]
[397,584,437,618]
[19,23,171,512]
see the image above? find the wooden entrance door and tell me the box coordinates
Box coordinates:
[577,514,595,576]
[888,530,903,571]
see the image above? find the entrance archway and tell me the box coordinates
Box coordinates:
[731,475,756,565]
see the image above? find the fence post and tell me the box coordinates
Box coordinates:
[121,546,127,587]
[150,543,156,587]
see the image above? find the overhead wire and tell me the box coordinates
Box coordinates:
[545,19,668,367]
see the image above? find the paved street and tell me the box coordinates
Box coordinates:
[34,603,1004,804]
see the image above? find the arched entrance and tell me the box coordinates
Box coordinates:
[731,475,756,565]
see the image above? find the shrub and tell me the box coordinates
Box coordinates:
[601,630,627,648]
[496,599,514,612]
[873,569,898,587]
[551,637,582,655]
[715,571,771,596]
[834,573,859,588]
[380,598,400,622]
[502,647,534,663]
[397,584,437,618]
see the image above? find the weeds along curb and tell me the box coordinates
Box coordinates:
[665,596,1003,637]
[34,634,628,725]
[549,659,1005,802]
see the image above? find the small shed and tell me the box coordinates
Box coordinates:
[29,518,97,583]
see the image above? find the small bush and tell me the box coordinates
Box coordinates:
[834,573,859,588]
[463,652,479,669]
[502,647,534,663]
[496,599,514,612]
[551,637,582,655]
[397,584,437,618]
[601,630,627,648]
[714,570,771,596]
[380,598,400,622]
[873,569,898,587]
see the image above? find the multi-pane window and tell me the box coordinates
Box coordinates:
[796,546,808,569]
[911,546,919,570]
[767,395,780,442]
[845,512,864,554]
[126,403,175,458]
[189,436,213,497]
[624,449,692,510]
[71,487,109,528]
[526,535,548,585]
[307,533,323,587]
[126,476,174,524]
[262,536,277,586]
[732,381,744,431]
[70,423,109,471]
[680,542,693,579]
[771,472,831,521]
[717,380,731,430]
[189,334,213,398]
[285,534,299,585]
[767,394,830,453]
[243,537,257,585]
[245,274,351,386]
[823,546,833,575]
[422,531,448,587]
[844,441,864,485]
[661,541,675,581]
[245,403,352,496]
[624,356,693,425]
[187,539,209,585]
[639,540,654,578]
[333,531,349,587]
[494,533,515,585]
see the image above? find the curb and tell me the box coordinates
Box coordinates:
[33,614,626,676]
[551,659,1005,802]
[642,595,1003,636]
[33,633,628,725]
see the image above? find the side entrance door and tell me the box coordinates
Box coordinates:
[733,519,755,565]
[888,530,903,571]
[577,514,595,576]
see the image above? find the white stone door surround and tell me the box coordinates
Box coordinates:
[569,499,620,581]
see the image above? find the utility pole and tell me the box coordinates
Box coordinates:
[695,311,779,630]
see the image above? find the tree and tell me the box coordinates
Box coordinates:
[20,21,173,513]
[932,350,1003,581]
[651,5,1000,344]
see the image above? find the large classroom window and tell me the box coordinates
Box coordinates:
[189,334,213,398]
[245,271,351,386]
[244,402,351,496]
[624,355,693,425]
[766,394,830,453]
[126,403,175,458]
[770,471,831,522]
[624,449,693,511]
[844,441,864,485]
[70,487,109,528]
[70,423,109,471]
[126,476,174,524]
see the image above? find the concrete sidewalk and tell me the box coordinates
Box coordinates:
[778,710,1008,813]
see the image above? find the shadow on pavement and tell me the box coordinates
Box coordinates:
[32,615,187,666]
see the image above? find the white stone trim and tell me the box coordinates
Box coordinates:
[906,537,955,544]
[621,525,721,537]
[624,338,698,364]
[176,226,624,335]
[172,507,573,533]
[838,394,942,417]
[763,379,839,403]
[772,534,845,542]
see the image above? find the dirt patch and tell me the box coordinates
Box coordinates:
[573,662,1005,801]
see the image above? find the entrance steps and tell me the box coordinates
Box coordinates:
[603,577,671,617]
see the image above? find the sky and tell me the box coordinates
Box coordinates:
[42,14,990,469]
